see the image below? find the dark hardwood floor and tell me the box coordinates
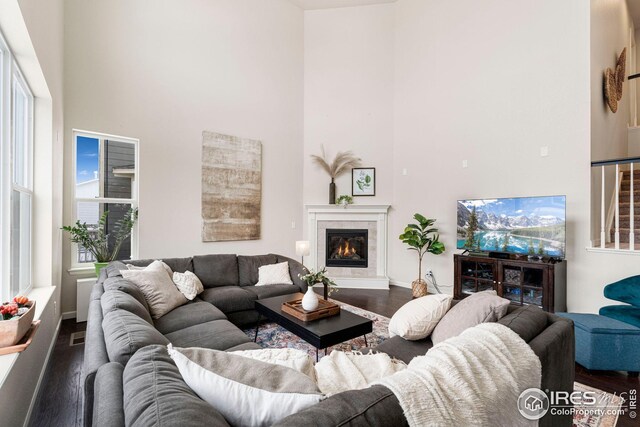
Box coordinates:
[27,285,638,427]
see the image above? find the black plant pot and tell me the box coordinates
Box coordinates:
[329,181,336,204]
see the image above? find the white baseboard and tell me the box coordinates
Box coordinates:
[61,311,76,320]
[389,279,411,289]
[23,316,62,427]
[333,276,389,290]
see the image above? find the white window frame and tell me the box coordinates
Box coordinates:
[71,129,139,268]
[0,29,34,301]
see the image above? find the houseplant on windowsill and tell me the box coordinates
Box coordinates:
[62,208,138,276]
[399,213,445,298]
[0,296,36,348]
[300,267,338,310]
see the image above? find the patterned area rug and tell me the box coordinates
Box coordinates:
[573,382,624,427]
[242,299,390,359]
[243,303,625,427]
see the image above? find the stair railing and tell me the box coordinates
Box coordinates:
[591,157,640,250]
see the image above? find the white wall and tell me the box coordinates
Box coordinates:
[62,0,304,313]
[304,0,639,313]
[304,4,395,208]
[0,0,64,423]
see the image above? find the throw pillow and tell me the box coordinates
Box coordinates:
[172,271,204,300]
[121,262,187,319]
[388,294,452,340]
[125,260,173,278]
[255,261,293,286]
[231,348,316,380]
[431,290,510,345]
[167,345,324,426]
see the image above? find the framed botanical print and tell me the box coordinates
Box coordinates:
[352,167,375,196]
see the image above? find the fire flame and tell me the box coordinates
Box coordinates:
[337,240,356,257]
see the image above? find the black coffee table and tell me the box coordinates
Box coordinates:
[254,293,373,361]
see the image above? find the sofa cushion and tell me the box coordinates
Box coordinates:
[127,257,194,273]
[374,335,433,364]
[154,301,227,335]
[274,385,407,427]
[102,310,170,365]
[167,345,323,427]
[193,254,239,287]
[431,290,510,344]
[101,290,153,325]
[246,284,300,300]
[497,305,548,342]
[106,261,127,278]
[238,254,278,286]
[102,277,149,311]
[122,261,188,319]
[93,362,125,427]
[164,319,252,350]
[226,342,262,352]
[600,305,640,328]
[200,286,257,313]
[123,345,230,427]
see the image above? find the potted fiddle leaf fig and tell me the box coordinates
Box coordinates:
[399,213,445,298]
[63,208,138,276]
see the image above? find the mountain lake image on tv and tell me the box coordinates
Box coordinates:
[457,196,566,258]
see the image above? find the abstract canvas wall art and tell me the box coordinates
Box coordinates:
[201,131,262,241]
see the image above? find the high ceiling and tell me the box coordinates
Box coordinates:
[629,0,640,28]
[288,0,396,10]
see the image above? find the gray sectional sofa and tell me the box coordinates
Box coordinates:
[83,253,575,427]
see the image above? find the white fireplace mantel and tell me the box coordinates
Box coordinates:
[306,204,390,289]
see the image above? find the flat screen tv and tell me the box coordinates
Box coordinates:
[457,195,566,258]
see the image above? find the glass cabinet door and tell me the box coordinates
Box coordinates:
[498,262,546,309]
[458,259,496,297]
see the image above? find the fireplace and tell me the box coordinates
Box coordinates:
[325,229,368,268]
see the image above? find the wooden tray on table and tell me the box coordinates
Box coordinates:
[282,297,340,322]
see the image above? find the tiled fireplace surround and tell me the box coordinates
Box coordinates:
[306,205,390,289]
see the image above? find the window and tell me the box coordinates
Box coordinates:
[0,30,34,301]
[72,130,138,266]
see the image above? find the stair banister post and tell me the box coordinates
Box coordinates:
[615,163,620,249]
[631,163,635,250]
[601,165,606,248]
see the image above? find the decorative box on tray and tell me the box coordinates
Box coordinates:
[282,297,340,322]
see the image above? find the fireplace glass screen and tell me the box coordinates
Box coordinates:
[325,229,368,268]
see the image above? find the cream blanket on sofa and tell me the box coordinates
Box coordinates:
[373,323,541,427]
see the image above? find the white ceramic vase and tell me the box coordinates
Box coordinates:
[301,287,319,311]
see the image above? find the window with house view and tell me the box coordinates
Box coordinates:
[73,131,138,265]
[0,31,34,302]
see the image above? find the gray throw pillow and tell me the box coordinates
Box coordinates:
[431,290,510,345]
[121,261,188,319]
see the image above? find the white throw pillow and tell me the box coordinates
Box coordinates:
[255,261,293,286]
[121,261,187,319]
[167,345,324,426]
[388,294,453,340]
[172,270,204,300]
[125,260,173,278]
[231,348,316,380]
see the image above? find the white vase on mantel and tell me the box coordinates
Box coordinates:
[301,286,319,311]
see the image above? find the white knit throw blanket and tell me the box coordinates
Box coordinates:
[373,323,541,427]
[314,351,407,396]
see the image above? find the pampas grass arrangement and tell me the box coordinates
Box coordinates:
[311,145,360,204]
